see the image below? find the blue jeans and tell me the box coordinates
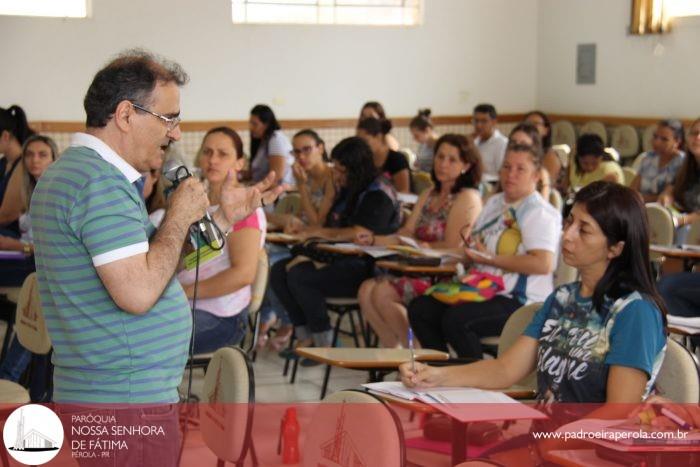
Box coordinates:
[192,308,248,354]
[0,335,52,401]
[259,243,293,326]
[658,272,700,317]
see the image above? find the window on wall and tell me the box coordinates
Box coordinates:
[0,0,88,17]
[665,0,700,17]
[231,0,422,26]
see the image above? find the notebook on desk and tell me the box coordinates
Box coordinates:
[363,381,546,423]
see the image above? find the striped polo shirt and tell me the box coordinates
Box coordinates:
[30,133,191,404]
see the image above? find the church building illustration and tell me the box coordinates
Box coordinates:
[9,408,58,452]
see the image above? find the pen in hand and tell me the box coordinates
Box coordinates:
[408,327,416,373]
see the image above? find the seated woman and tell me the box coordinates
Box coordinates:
[0,105,35,237]
[564,133,623,196]
[248,104,295,185]
[524,110,562,193]
[407,144,562,358]
[509,122,552,200]
[270,137,401,356]
[357,117,412,193]
[400,181,667,460]
[259,129,335,350]
[631,119,685,203]
[357,134,483,348]
[0,135,58,286]
[657,117,700,236]
[409,109,440,172]
[359,101,400,151]
[176,127,266,353]
[0,135,58,394]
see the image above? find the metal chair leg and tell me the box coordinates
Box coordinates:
[321,363,332,400]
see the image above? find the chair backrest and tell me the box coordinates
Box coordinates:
[248,249,269,317]
[549,188,563,211]
[303,389,405,467]
[275,193,301,216]
[655,338,700,403]
[622,167,637,187]
[603,146,620,163]
[411,171,434,195]
[15,273,51,355]
[645,203,674,246]
[201,346,255,463]
[551,144,571,169]
[631,151,647,172]
[497,303,542,390]
[610,124,640,160]
[554,243,579,287]
[688,221,700,246]
[642,124,656,153]
[551,121,577,149]
[580,121,608,145]
[399,148,417,169]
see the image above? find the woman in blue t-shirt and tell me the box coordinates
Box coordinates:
[400,181,667,406]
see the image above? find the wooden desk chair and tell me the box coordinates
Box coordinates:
[645,203,674,246]
[13,272,53,401]
[610,124,640,161]
[478,303,541,397]
[551,121,577,149]
[580,121,608,146]
[199,346,257,467]
[190,249,269,371]
[655,338,700,403]
[303,389,405,467]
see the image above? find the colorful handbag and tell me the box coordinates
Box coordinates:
[425,270,505,305]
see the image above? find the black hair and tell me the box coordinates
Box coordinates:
[509,122,543,152]
[574,133,611,175]
[473,103,497,120]
[201,126,244,160]
[0,105,35,145]
[431,134,482,194]
[673,117,700,210]
[294,129,328,161]
[330,137,378,217]
[524,110,552,149]
[356,117,393,137]
[657,119,685,149]
[83,49,189,128]
[409,108,433,132]
[249,104,281,161]
[359,101,387,121]
[571,181,667,322]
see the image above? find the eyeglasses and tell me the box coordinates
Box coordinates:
[291,145,317,156]
[131,103,181,131]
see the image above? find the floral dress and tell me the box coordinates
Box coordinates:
[390,191,453,303]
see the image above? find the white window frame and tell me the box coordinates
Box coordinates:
[231,0,423,27]
[0,0,89,18]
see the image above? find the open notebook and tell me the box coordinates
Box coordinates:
[363,381,545,423]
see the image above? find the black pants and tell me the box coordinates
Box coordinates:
[408,295,522,358]
[270,257,372,333]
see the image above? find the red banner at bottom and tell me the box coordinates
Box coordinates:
[1,401,699,466]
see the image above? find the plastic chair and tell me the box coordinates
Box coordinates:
[200,346,258,467]
[551,121,577,149]
[554,250,579,287]
[645,203,674,246]
[303,389,405,467]
[631,151,647,172]
[610,124,640,161]
[622,167,637,187]
[478,303,542,395]
[411,171,433,195]
[549,188,563,211]
[688,221,700,246]
[580,121,608,146]
[642,124,656,153]
[654,338,700,403]
[400,147,417,169]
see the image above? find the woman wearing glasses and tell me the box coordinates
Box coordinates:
[248,104,294,185]
[258,129,336,350]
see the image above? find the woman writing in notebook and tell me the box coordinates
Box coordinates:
[400,181,667,407]
[356,134,483,348]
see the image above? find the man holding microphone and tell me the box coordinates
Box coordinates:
[30,49,282,465]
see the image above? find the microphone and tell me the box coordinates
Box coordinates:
[162,164,225,250]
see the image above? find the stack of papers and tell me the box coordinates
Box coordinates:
[363,382,545,423]
[329,243,397,258]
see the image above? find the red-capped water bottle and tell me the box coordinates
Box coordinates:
[281,407,300,464]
